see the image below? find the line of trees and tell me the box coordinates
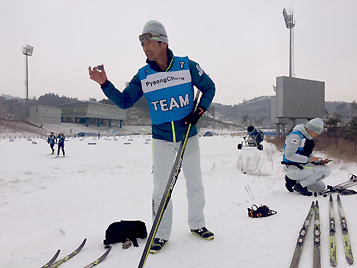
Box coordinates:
[324,113,357,155]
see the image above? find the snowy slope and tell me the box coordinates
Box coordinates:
[0,135,356,268]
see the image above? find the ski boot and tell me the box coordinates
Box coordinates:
[285,175,296,192]
[293,183,312,196]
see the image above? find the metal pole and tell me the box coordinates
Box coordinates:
[289,27,292,77]
[25,54,29,118]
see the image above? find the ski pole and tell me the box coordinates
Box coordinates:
[138,90,201,268]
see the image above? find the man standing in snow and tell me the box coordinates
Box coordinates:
[57,132,65,156]
[47,132,57,155]
[89,20,215,253]
[282,118,331,196]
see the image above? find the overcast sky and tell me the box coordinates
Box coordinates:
[1,0,356,105]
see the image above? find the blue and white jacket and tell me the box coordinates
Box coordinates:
[283,124,315,164]
[101,49,215,142]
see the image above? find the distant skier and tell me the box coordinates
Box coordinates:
[47,132,57,155]
[282,118,332,196]
[57,133,65,156]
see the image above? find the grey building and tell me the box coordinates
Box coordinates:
[57,102,127,128]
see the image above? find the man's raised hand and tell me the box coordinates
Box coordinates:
[89,64,107,85]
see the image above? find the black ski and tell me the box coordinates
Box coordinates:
[138,91,201,268]
[83,246,112,268]
[41,250,60,268]
[329,195,337,267]
[50,238,87,268]
[289,201,315,268]
[337,195,354,265]
[313,200,321,268]
[319,173,357,196]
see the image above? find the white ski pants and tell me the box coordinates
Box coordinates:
[152,135,206,240]
[284,163,331,191]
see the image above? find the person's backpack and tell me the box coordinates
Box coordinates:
[248,204,277,218]
[103,220,147,249]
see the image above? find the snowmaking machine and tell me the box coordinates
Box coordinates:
[237,125,264,150]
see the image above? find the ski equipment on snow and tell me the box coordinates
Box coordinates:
[313,200,321,268]
[137,90,201,268]
[247,204,277,218]
[41,250,60,268]
[329,195,337,267]
[83,246,112,268]
[319,173,357,196]
[50,238,86,268]
[289,201,315,268]
[337,195,354,265]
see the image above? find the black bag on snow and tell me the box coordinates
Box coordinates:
[248,204,277,218]
[103,220,147,248]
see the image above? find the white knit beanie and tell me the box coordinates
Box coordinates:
[305,118,324,134]
[141,20,168,44]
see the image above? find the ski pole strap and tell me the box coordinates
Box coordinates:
[248,204,277,218]
[281,161,304,170]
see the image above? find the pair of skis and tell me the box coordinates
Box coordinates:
[289,201,319,268]
[290,195,354,268]
[40,238,111,268]
[329,195,354,266]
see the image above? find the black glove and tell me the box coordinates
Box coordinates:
[184,106,205,126]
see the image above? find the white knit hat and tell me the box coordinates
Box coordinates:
[305,118,324,134]
[141,20,168,44]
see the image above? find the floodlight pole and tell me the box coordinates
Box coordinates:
[22,45,34,119]
[283,8,295,77]
[25,54,29,117]
[289,27,293,77]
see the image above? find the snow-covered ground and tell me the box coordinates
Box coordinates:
[0,133,356,268]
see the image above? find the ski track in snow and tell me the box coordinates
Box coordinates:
[0,135,356,268]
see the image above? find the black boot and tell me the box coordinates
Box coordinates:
[285,176,296,192]
[293,183,312,196]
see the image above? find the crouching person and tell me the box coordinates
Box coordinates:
[282,118,331,196]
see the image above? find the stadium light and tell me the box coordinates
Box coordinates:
[282,8,295,77]
[22,45,34,119]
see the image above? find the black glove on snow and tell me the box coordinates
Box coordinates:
[184,106,205,126]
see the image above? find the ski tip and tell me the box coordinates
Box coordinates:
[40,249,60,268]
[329,195,333,202]
[337,195,341,202]
[311,200,315,207]
[98,246,112,262]
[76,238,87,250]
[315,200,319,207]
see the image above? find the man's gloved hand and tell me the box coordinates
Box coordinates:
[313,158,332,165]
[184,106,205,126]
[320,158,332,165]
